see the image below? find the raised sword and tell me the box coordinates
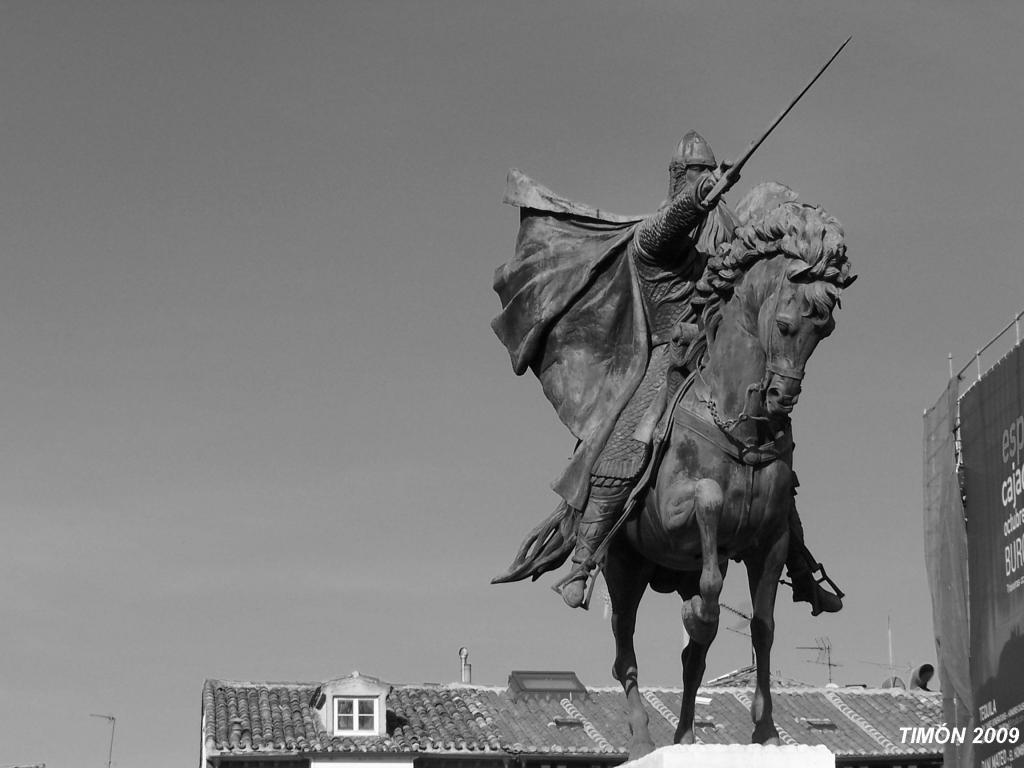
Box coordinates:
[701,36,852,207]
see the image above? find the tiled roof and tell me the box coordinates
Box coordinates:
[202,677,941,761]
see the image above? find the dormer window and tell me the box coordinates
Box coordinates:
[312,671,391,738]
[335,696,378,735]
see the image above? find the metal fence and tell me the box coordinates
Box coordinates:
[952,309,1024,385]
[946,308,1024,470]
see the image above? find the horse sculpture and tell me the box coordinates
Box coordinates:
[606,199,855,757]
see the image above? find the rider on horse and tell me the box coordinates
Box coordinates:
[492,132,843,615]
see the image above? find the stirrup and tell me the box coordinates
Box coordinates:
[781,564,845,599]
[812,564,845,599]
[552,561,600,610]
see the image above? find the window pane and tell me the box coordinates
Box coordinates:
[336,698,355,732]
[336,697,377,732]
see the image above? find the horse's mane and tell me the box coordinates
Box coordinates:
[691,201,856,344]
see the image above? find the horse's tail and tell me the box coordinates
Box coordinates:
[491,502,579,584]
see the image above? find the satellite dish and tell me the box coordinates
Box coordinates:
[881,676,906,689]
[910,663,935,691]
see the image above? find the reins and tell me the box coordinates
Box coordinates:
[696,267,801,438]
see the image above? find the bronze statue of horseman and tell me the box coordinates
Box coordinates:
[489,40,855,757]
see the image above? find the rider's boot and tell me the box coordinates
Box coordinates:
[560,482,631,609]
[783,498,843,616]
[785,541,844,616]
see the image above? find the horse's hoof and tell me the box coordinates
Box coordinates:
[682,597,719,644]
[560,578,587,609]
[675,730,696,745]
[751,724,780,745]
[629,739,656,760]
[690,595,719,623]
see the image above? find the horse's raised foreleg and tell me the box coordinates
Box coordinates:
[745,528,789,745]
[687,478,724,641]
[676,561,728,745]
[671,478,724,744]
[605,537,656,760]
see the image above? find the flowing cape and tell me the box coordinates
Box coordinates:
[492,169,733,510]
[492,170,648,509]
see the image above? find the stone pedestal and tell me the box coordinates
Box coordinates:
[624,744,835,768]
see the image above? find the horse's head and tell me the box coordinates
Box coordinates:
[758,253,843,415]
[696,200,856,419]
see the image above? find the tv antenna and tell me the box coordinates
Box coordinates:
[721,602,755,665]
[89,713,116,768]
[797,637,841,684]
[856,614,914,686]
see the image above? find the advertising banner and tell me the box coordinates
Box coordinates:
[961,343,1024,768]
[924,377,973,768]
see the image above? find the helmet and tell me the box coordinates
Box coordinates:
[668,130,717,198]
[673,130,717,169]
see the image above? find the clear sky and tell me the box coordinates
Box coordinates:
[2,2,1022,767]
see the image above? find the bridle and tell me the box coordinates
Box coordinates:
[762,268,806,384]
[698,265,805,435]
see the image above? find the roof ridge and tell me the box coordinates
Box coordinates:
[392,682,509,691]
[204,679,939,696]
[205,678,316,688]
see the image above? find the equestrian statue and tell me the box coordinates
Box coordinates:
[490,40,855,755]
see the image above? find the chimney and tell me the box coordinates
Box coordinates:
[459,647,472,684]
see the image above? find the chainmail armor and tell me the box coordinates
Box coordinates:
[591,346,670,483]
[634,182,708,267]
[588,180,711,491]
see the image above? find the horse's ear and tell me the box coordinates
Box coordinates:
[826,283,843,311]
